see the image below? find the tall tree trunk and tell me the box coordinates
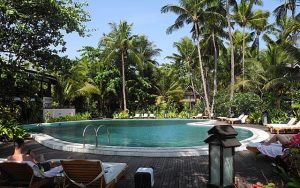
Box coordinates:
[211,32,218,114]
[256,32,260,61]
[291,6,297,45]
[227,0,235,112]
[121,51,127,111]
[186,63,196,100]
[242,26,246,90]
[194,23,211,117]
[189,66,197,101]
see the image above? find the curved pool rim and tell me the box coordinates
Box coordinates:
[28,119,269,157]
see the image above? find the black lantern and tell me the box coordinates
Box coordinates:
[204,125,241,188]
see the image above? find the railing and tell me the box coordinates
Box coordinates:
[106,128,110,144]
[95,125,104,147]
[82,124,95,148]
[82,124,110,148]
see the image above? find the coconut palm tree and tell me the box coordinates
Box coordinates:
[161,0,221,117]
[166,37,197,100]
[251,10,270,61]
[234,0,269,89]
[274,0,299,22]
[224,0,237,110]
[200,0,227,113]
[133,35,161,72]
[154,66,184,103]
[101,21,137,111]
[128,35,161,109]
[273,0,300,45]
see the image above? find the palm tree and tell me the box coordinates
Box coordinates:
[224,0,237,109]
[251,10,270,61]
[154,66,184,103]
[201,0,227,113]
[101,21,137,111]
[161,0,219,117]
[234,0,268,89]
[274,0,299,22]
[129,35,161,109]
[166,37,197,100]
[273,0,300,45]
[133,35,161,72]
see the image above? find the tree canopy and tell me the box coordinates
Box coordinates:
[0,0,89,70]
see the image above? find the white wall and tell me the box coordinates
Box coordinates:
[43,108,75,118]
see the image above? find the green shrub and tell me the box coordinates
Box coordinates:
[268,109,289,123]
[0,120,26,141]
[192,101,205,115]
[292,89,300,104]
[178,111,189,118]
[166,111,177,118]
[118,111,129,119]
[231,92,264,115]
[292,103,300,120]
[48,112,91,123]
[249,111,262,124]
[214,92,231,116]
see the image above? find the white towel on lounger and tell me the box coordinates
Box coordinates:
[257,143,283,158]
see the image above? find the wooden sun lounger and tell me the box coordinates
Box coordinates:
[270,121,300,134]
[227,115,248,124]
[0,161,54,188]
[216,116,228,121]
[202,113,214,119]
[265,118,297,129]
[61,159,128,188]
[192,113,203,119]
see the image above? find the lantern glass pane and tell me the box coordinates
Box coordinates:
[210,145,220,185]
[223,148,233,186]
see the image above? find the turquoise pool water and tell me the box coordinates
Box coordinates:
[25,119,253,147]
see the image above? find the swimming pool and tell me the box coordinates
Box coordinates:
[25,119,253,147]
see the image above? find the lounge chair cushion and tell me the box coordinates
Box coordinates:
[103,162,127,184]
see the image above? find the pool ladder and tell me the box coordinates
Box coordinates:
[82,124,110,148]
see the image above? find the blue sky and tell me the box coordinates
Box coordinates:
[62,0,280,64]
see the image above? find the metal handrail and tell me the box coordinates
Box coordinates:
[82,124,96,148]
[95,125,111,146]
[106,128,110,144]
[95,125,104,147]
[82,124,111,148]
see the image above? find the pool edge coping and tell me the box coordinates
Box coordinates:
[30,122,269,157]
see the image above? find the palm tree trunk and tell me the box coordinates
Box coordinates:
[121,51,127,111]
[256,32,260,61]
[187,63,196,101]
[189,68,196,101]
[242,26,246,90]
[211,32,218,114]
[194,23,210,117]
[227,0,235,109]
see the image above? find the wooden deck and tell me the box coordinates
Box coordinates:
[0,136,282,188]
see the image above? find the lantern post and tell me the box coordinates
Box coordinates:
[204,125,241,188]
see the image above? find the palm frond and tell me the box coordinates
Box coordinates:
[77,82,101,96]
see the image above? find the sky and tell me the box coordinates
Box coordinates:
[62,0,280,64]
